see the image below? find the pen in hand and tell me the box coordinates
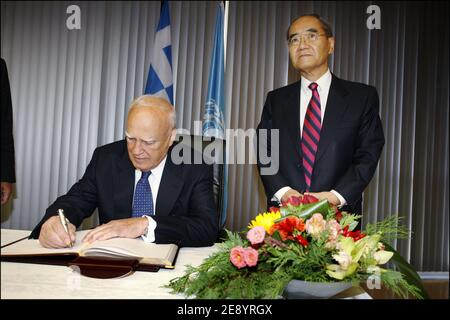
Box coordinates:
[57,209,73,248]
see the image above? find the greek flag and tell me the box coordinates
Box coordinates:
[202,1,225,139]
[145,0,173,105]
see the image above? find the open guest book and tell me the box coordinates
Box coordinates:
[1,230,180,276]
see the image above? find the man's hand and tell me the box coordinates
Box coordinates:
[304,191,341,206]
[82,217,149,244]
[1,182,13,205]
[39,215,76,248]
[281,188,303,203]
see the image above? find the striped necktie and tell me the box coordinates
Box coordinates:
[132,171,154,217]
[301,82,321,191]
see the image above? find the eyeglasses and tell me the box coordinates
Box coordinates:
[288,32,326,46]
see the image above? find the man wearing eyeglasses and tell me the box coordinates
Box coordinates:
[31,96,218,248]
[257,14,385,217]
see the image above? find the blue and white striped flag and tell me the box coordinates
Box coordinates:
[145,0,173,104]
[202,1,225,139]
[202,1,227,229]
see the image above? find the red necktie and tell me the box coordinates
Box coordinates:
[302,82,321,191]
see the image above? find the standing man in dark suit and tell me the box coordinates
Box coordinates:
[1,58,16,205]
[31,96,218,247]
[257,14,385,215]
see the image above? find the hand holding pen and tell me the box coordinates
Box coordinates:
[57,209,74,248]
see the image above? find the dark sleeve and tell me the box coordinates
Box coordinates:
[334,86,385,207]
[256,92,289,199]
[153,164,218,247]
[29,148,100,238]
[1,58,16,183]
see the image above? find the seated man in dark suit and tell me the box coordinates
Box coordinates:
[257,14,385,215]
[31,96,218,247]
[1,58,16,205]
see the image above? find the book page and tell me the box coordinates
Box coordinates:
[81,238,178,266]
[1,229,178,267]
[1,230,91,256]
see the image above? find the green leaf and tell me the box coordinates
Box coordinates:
[278,199,330,221]
[383,242,429,299]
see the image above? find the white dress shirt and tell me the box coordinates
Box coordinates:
[274,69,346,206]
[133,155,167,243]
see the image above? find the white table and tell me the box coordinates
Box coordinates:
[1,229,218,299]
[1,229,371,299]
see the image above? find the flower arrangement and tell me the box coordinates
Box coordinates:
[167,195,424,299]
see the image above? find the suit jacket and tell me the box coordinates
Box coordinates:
[257,74,385,214]
[30,140,218,247]
[1,58,16,183]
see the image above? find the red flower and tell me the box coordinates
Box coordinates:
[287,196,302,206]
[271,216,305,241]
[269,206,280,213]
[341,226,366,241]
[352,232,366,241]
[281,194,319,207]
[333,206,343,218]
[334,210,343,222]
[295,218,306,232]
[295,234,309,247]
[301,194,319,204]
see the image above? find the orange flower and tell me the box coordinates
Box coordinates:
[270,216,306,241]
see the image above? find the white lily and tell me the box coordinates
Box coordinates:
[374,250,394,265]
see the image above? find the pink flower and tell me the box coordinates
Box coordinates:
[230,246,247,269]
[244,247,259,267]
[332,251,352,270]
[247,226,266,245]
[305,213,326,237]
[324,220,341,250]
[326,219,342,242]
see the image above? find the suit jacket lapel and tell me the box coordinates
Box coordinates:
[316,75,349,162]
[113,143,135,219]
[285,80,303,161]
[155,154,184,216]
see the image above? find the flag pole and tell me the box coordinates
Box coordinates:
[224,1,228,70]
[221,1,229,230]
